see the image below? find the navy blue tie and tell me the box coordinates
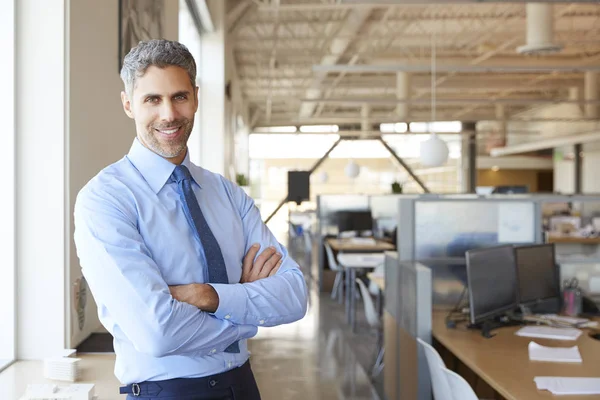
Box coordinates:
[171,165,240,353]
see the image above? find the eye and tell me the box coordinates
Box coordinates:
[174,94,187,101]
[145,97,159,104]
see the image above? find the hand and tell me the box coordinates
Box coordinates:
[169,283,219,313]
[241,244,283,283]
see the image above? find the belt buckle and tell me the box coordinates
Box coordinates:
[132,383,141,397]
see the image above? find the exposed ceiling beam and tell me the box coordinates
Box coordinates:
[491,130,600,157]
[299,97,600,106]
[312,64,600,74]
[227,0,253,33]
[298,7,373,118]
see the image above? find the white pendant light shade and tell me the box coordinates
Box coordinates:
[420,133,449,167]
[345,160,360,178]
[318,171,329,183]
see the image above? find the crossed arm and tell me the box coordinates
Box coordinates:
[74,182,307,358]
[169,244,284,312]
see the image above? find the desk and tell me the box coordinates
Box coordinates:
[432,311,600,400]
[367,272,385,291]
[326,238,394,253]
[337,253,386,332]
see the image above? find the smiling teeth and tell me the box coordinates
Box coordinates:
[159,128,179,135]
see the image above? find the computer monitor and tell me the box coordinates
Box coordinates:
[514,244,561,313]
[337,211,373,234]
[466,245,519,325]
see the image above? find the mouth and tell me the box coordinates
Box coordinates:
[154,126,182,138]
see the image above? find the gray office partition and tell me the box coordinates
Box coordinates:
[384,252,432,400]
[395,194,600,306]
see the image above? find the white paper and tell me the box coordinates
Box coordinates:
[528,341,582,363]
[515,326,582,341]
[497,202,535,243]
[535,377,600,395]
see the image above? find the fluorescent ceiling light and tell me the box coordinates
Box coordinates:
[410,121,462,133]
[299,125,339,133]
[380,123,408,133]
[254,126,297,133]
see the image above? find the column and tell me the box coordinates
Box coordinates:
[396,72,410,120]
[585,71,598,119]
[198,0,228,175]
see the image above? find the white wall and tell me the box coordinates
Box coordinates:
[16,0,67,359]
[67,0,179,348]
[0,0,16,364]
[199,0,227,176]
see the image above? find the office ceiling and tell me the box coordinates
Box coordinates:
[228,1,600,128]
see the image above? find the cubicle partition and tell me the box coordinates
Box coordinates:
[384,252,432,400]
[397,195,541,307]
[395,195,600,305]
[316,194,407,291]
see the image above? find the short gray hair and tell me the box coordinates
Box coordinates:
[120,39,197,99]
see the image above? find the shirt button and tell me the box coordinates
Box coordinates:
[209,380,217,387]
[259,319,265,325]
[228,361,232,368]
[225,315,231,319]
[210,348,216,354]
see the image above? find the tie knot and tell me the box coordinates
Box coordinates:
[171,165,192,183]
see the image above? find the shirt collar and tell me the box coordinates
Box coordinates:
[126,138,200,194]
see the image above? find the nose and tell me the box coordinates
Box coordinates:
[159,101,178,122]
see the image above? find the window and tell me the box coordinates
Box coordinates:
[0,0,16,371]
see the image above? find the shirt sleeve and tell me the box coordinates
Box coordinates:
[73,184,258,358]
[208,179,309,327]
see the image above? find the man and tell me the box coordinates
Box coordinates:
[74,39,308,399]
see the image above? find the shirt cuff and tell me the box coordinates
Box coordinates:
[208,283,246,322]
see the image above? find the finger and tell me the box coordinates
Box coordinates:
[268,260,283,277]
[258,252,282,279]
[242,244,261,273]
[253,246,277,271]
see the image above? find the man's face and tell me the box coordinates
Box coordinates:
[121,65,198,164]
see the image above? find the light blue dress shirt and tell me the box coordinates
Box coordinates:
[74,139,308,384]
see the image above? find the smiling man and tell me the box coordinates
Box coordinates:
[74,40,308,400]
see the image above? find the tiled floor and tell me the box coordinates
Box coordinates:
[250,280,380,400]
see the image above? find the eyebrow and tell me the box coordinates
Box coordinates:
[142,91,192,99]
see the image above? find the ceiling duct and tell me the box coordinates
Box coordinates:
[516,4,562,55]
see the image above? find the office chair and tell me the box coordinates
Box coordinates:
[324,243,345,303]
[417,338,453,400]
[356,278,384,379]
[417,338,484,400]
[444,369,479,400]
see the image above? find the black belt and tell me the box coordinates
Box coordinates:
[120,360,252,397]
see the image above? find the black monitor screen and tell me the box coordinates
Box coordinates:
[515,244,560,306]
[337,211,373,233]
[466,245,519,324]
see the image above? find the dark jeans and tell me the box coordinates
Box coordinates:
[121,360,261,400]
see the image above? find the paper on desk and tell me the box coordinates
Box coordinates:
[541,314,598,328]
[535,377,600,395]
[516,326,582,341]
[528,342,582,363]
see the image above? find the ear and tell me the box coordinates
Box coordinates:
[121,91,134,119]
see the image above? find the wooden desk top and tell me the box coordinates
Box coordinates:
[432,311,600,400]
[326,238,395,252]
